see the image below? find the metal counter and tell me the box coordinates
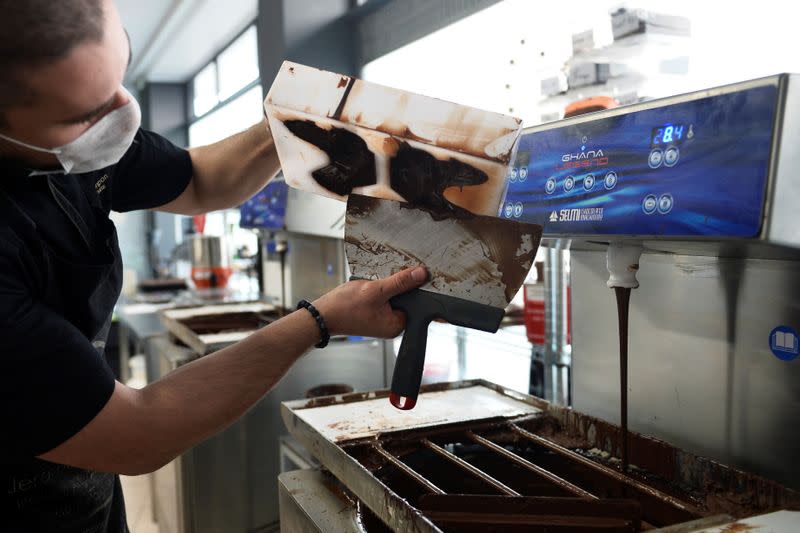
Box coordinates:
[116,302,169,383]
[116,288,261,383]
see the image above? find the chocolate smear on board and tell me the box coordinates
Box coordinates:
[284,120,377,196]
[390,142,488,220]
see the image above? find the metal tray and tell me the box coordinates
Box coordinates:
[281,379,800,532]
[160,303,279,355]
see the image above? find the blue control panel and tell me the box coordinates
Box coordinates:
[502,84,779,237]
[240,179,288,230]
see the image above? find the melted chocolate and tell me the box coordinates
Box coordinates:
[615,287,632,473]
[284,120,377,195]
[284,119,493,219]
[390,142,488,219]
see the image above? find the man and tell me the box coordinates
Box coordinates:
[0,1,427,531]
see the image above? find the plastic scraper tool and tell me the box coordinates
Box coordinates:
[345,194,542,409]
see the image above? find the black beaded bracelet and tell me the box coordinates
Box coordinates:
[297,300,330,349]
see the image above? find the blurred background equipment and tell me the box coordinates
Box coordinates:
[189,235,232,289]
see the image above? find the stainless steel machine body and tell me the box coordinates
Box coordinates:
[570,251,799,486]
[261,232,346,309]
[189,235,230,269]
[501,74,800,489]
[261,187,347,309]
[276,75,800,533]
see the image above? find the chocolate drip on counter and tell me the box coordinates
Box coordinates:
[390,142,488,220]
[284,120,377,195]
[615,287,631,473]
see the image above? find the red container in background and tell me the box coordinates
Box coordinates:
[190,235,232,289]
[566,284,572,346]
[524,283,546,345]
[524,282,572,346]
[191,266,233,289]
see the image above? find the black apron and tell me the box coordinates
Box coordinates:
[0,177,128,532]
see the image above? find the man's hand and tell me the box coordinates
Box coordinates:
[313,267,428,338]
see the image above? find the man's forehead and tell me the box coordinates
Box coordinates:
[22,19,129,121]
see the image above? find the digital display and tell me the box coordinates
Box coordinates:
[651,124,688,147]
[502,84,778,238]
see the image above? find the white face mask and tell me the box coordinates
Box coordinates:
[0,88,141,175]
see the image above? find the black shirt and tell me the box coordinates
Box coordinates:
[0,129,193,532]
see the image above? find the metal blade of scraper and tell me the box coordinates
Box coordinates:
[345,194,543,409]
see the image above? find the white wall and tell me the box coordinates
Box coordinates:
[362,0,800,125]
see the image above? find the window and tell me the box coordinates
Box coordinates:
[188,23,262,148]
[190,24,259,121]
[188,85,263,146]
[217,26,259,101]
[182,22,263,286]
[362,0,800,126]
[192,62,218,117]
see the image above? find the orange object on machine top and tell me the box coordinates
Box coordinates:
[564,96,620,118]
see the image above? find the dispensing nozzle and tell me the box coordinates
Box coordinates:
[606,242,643,289]
[606,242,643,473]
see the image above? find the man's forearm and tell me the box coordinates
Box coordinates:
[39,268,428,476]
[133,308,319,471]
[41,308,320,475]
[185,118,281,213]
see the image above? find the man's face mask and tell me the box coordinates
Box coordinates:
[0,88,141,175]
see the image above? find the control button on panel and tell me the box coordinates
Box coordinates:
[513,202,524,218]
[519,167,528,181]
[604,171,618,189]
[510,167,518,182]
[657,194,673,214]
[504,203,514,218]
[664,147,680,167]
[583,173,595,191]
[564,176,575,191]
[648,148,664,169]
[642,194,658,214]
[545,177,556,195]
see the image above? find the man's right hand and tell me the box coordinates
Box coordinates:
[313,267,428,339]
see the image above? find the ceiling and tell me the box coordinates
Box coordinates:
[117,0,258,86]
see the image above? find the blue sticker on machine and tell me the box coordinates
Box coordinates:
[504,84,779,237]
[769,326,799,361]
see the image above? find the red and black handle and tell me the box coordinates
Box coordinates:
[388,289,505,410]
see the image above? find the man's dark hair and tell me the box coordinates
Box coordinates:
[0,0,105,111]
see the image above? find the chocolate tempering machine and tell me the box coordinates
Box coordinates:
[271,68,800,531]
